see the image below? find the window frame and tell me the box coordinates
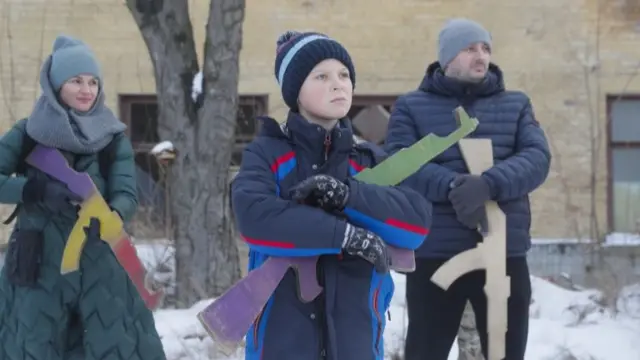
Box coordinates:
[116,93,268,236]
[118,93,268,181]
[606,94,640,232]
[118,93,268,149]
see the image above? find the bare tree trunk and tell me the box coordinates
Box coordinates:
[457,302,484,360]
[126,0,244,307]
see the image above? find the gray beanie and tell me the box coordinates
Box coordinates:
[49,35,101,90]
[438,18,492,68]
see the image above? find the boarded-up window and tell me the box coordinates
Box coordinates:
[348,96,397,144]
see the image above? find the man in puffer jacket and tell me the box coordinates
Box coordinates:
[384,18,551,360]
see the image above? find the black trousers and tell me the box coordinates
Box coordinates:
[404,257,531,360]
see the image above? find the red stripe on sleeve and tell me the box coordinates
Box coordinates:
[270,151,296,172]
[385,218,430,235]
[242,235,295,248]
[348,159,366,172]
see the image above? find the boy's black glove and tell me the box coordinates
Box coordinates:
[342,224,390,274]
[290,174,350,211]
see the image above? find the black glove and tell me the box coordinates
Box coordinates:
[342,224,390,273]
[290,174,350,211]
[448,175,491,231]
[457,205,489,232]
[84,217,103,246]
[22,177,83,214]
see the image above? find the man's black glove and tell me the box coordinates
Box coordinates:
[290,174,350,211]
[448,175,491,231]
[342,224,390,273]
[22,177,82,214]
[457,204,489,233]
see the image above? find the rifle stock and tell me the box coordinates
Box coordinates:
[430,139,510,360]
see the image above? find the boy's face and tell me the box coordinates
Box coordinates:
[298,59,352,123]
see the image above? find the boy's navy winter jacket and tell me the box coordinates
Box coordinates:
[385,62,551,258]
[231,112,432,360]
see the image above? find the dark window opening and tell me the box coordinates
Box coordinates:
[606,95,640,233]
[129,103,159,144]
[118,94,268,237]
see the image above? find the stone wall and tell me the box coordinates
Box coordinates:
[1,0,640,243]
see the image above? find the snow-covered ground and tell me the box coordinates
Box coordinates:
[133,242,640,360]
[532,232,640,246]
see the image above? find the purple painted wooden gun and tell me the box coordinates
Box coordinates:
[198,107,479,355]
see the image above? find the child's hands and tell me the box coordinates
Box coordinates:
[341,224,390,273]
[289,174,349,211]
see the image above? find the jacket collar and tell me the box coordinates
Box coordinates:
[418,61,505,99]
[258,111,354,157]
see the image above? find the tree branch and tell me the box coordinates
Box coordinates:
[126,0,200,125]
[200,0,245,149]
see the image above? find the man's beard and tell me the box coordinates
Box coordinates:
[464,73,485,83]
[452,69,486,83]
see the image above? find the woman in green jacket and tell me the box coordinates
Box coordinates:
[0,35,165,360]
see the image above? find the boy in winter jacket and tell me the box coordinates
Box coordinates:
[231,31,433,360]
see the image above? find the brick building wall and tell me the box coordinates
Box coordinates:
[0,0,639,243]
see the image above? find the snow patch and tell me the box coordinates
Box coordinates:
[604,232,640,247]
[150,141,175,155]
[192,72,203,102]
[531,232,640,246]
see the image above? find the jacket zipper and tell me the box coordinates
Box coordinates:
[252,308,265,351]
[250,252,266,352]
[317,132,332,359]
[372,278,384,354]
[323,133,331,162]
[317,259,328,359]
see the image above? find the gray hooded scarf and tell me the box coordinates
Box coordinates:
[25,35,126,154]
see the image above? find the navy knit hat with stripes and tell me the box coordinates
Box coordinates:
[274,31,356,112]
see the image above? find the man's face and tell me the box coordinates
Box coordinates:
[445,42,491,82]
